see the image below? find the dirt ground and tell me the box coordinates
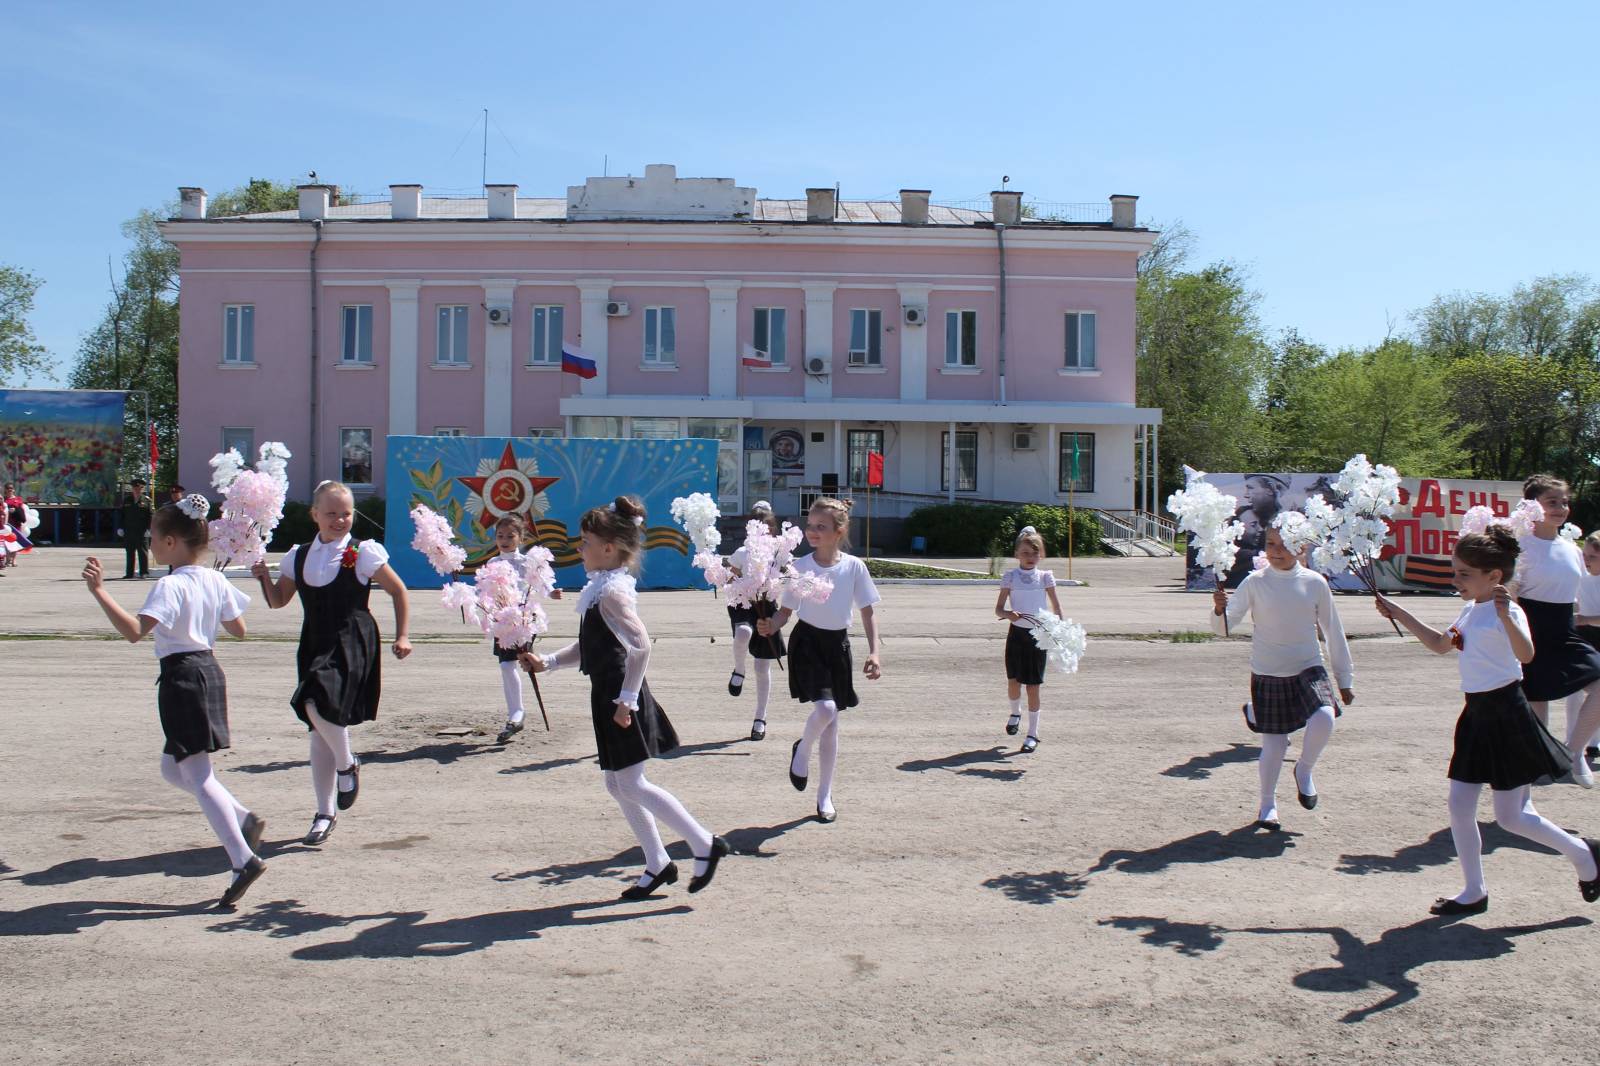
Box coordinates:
[4,550,1599,1065]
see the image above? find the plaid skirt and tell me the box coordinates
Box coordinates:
[157,650,231,760]
[1246,666,1339,735]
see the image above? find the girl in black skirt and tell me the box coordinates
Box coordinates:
[83,497,267,908]
[1569,532,1600,760]
[993,526,1060,753]
[252,482,411,846]
[758,497,882,823]
[489,513,557,744]
[524,496,728,899]
[1376,527,1600,916]
[1512,475,1600,787]
[726,500,785,741]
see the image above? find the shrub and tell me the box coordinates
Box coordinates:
[266,495,386,551]
[904,502,1104,557]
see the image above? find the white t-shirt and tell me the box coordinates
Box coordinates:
[1578,572,1600,619]
[1001,565,1057,627]
[279,533,391,588]
[1212,563,1355,688]
[729,546,749,572]
[1451,598,1528,693]
[138,565,250,659]
[1515,535,1584,603]
[783,553,880,631]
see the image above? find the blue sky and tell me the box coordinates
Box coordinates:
[4,1,1597,384]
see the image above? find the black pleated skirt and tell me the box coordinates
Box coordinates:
[158,650,231,760]
[1518,597,1600,702]
[1247,666,1340,735]
[1449,680,1572,790]
[728,602,786,660]
[787,620,858,708]
[492,638,529,663]
[293,613,381,729]
[1005,624,1047,686]
[589,670,679,771]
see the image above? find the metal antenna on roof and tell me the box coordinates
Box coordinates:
[481,108,488,191]
[835,181,841,219]
[1001,175,1010,189]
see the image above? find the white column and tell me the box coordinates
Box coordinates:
[384,280,420,436]
[801,281,837,401]
[833,418,844,490]
[705,280,741,398]
[896,283,931,402]
[576,278,612,397]
[482,279,517,436]
[946,420,957,502]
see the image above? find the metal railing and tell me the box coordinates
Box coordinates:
[1094,509,1177,544]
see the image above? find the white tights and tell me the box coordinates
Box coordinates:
[731,624,753,677]
[751,659,773,722]
[1257,706,1336,821]
[603,762,714,880]
[791,699,841,815]
[305,701,355,817]
[160,752,254,868]
[1447,780,1599,903]
[500,661,525,724]
[1563,687,1600,752]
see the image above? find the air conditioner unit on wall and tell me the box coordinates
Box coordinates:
[904,305,926,326]
[1012,430,1035,451]
[806,356,829,375]
[605,301,629,317]
[487,306,511,326]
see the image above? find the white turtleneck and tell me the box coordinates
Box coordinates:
[1211,563,1354,688]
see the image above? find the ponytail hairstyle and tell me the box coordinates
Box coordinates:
[151,498,211,552]
[751,498,778,535]
[808,496,853,550]
[1523,473,1569,501]
[1455,526,1520,583]
[1014,524,1045,555]
[580,495,647,571]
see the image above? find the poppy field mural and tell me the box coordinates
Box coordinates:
[0,389,127,506]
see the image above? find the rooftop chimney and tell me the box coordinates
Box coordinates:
[486,184,518,220]
[990,190,1022,227]
[900,189,930,225]
[1110,194,1138,229]
[178,187,207,220]
[806,187,836,222]
[298,184,331,220]
[390,184,422,220]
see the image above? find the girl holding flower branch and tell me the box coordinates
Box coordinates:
[725,501,787,741]
[252,481,412,847]
[993,526,1061,753]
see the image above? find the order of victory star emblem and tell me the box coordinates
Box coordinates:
[458,443,560,528]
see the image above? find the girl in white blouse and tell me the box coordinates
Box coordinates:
[993,526,1061,753]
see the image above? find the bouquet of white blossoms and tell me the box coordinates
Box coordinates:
[208,442,291,568]
[1167,470,1246,633]
[1029,610,1088,674]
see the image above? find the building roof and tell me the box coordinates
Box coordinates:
[203,198,1114,227]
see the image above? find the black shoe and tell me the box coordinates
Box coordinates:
[788,739,807,792]
[1588,746,1600,762]
[241,813,266,855]
[620,862,679,900]
[1253,818,1282,832]
[688,835,729,894]
[497,720,525,744]
[1005,713,1021,737]
[728,672,745,696]
[336,759,360,811]
[303,813,336,845]
[1020,736,1039,754]
[1430,895,1488,916]
[815,806,837,824]
[749,719,766,742]
[219,857,267,908]
[1294,765,1319,810]
[1581,839,1600,904]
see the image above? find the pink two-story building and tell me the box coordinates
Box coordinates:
[160,164,1162,527]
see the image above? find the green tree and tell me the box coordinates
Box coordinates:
[206,178,300,217]
[0,264,48,383]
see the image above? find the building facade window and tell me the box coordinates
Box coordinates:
[340,428,374,485]
[945,309,977,367]
[221,427,254,459]
[341,304,374,364]
[630,416,681,439]
[436,305,470,365]
[849,309,883,366]
[1064,312,1097,369]
[1059,431,1096,493]
[527,427,563,438]
[940,430,978,492]
[847,429,885,488]
[752,307,787,365]
[434,427,466,436]
[223,304,254,363]
[572,416,622,438]
[643,306,677,366]
[530,305,564,365]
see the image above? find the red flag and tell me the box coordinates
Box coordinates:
[866,451,884,488]
[148,422,159,476]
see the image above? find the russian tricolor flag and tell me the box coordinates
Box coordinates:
[741,342,773,369]
[561,342,598,379]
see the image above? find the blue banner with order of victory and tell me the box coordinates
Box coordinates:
[384,435,717,590]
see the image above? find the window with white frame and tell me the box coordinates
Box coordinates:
[752,307,787,366]
[630,416,680,439]
[849,309,883,366]
[945,310,977,367]
[223,304,254,363]
[847,429,884,487]
[434,427,466,437]
[643,306,676,366]
[436,305,469,365]
[221,427,254,459]
[1058,432,1095,493]
[940,430,978,492]
[530,305,564,365]
[527,427,563,438]
[1064,312,1097,369]
[572,416,622,438]
[341,304,373,363]
[340,428,374,485]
